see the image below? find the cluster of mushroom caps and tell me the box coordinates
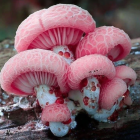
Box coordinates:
[0,4,137,137]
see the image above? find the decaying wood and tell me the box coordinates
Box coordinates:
[0,39,140,140]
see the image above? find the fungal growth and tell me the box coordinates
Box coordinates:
[15,4,96,64]
[41,103,77,137]
[115,65,137,108]
[0,3,137,138]
[0,49,69,108]
[68,54,118,121]
[76,26,131,61]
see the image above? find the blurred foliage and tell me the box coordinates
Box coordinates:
[0,0,140,41]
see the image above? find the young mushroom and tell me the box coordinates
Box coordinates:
[115,65,137,107]
[41,103,70,137]
[92,78,127,122]
[68,54,116,117]
[99,78,127,110]
[0,49,69,108]
[41,103,77,137]
[76,26,131,61]
[15,4,96,64]
[96,66,137,122]
[115,65,137,86]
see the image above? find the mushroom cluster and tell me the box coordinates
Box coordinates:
[0,4,137,137]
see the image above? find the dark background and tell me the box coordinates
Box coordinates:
[0,0,140,41]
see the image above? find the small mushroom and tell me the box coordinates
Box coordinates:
[94,78,127,122]
[0,49,69,108]
[76,26,131,61]
[41,103,72,137]
[115,65,137,106]
[99,78,127,110]
[115,65,137,86]
[68,54,116,116]
[15,4,96,64]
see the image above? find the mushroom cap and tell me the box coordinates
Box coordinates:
[0,49,69,96]
[15,4,96,52]
[115,65,137,85]
[76,26,131,61]
[99,78,127,110]
[41,103,71,123]
[68,54,116,89]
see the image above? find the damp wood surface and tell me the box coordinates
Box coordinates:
[0,39,140,140]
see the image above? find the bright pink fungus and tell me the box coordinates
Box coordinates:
[0,49,69,96]
[15,4,96,52]
[68,54,116,89]
[41,103,71,123]
[115,65,137,86]
[76,26,131,61]
[99,78,127,110]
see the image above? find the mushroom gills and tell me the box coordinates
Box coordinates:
[12,71,58,94]
[29,27,83,64]
[107,44,122,61]
[29,27,83,49]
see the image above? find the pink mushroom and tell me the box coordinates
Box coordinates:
[76,26,131,61]
[15,4,96,64]
[68,54,116,116]
[41,103,77,137]
[68,54,116,89]
[99,78,127,110]
[93,78,127,122]
[0,49,69,108]
[115,65,137,106]
[115,65,137,86]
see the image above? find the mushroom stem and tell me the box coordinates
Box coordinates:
[49,116,77,137]
[49,122,70,137]
[34,85,57,108]
[52,46,75,64]
[80,76,100,116]
[93,105,117,122]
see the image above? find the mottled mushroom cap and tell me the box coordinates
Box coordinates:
[115,65,137,85]
[76,26,131,61]
[68,54,116,89]
[15,4,96,52]
[99,78,127,110]
[41,103,71,123]
[0,49,69,96]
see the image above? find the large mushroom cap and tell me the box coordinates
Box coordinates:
[0,49,69,96]
[68,54,116,89]
[41,103,71,123]
[15,4,96,52]
[76,26,131,61]
[99,78,127,110]
[115,65,137,85]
